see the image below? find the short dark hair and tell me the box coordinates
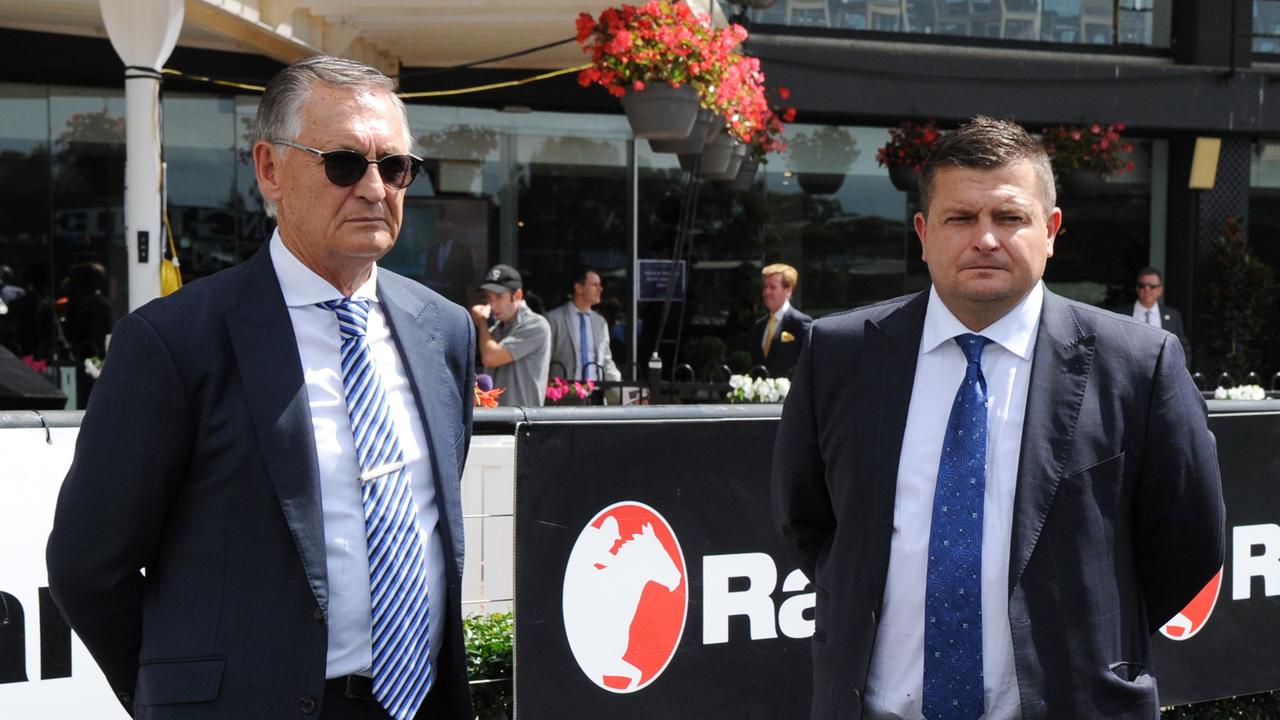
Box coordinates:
[571,265,600,286]
[1136,266,1162,282]
[919,115,1055,218]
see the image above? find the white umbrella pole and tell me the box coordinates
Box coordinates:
[99,0,184,311]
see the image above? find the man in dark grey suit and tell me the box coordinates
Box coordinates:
[47,56,475,720]
[1113,266,1190,360]
[773,117,1224,719]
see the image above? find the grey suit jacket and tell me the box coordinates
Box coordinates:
[773,288,1225,719]
[545,302,621,381]
[46,245,477,719]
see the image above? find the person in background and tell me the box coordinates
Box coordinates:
[471,263,551,407]
[422,217,474,308]
[1113,265,1190,361]
[750,263,813,378]
[546,265,621,384]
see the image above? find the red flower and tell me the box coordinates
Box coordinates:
[1040,122,1136,177]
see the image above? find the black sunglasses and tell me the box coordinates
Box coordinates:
[1136,282,1162,290]
[272,139,422,189]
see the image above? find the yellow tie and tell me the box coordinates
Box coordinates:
[763,315,778,358]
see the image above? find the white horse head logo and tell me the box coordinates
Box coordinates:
[562,504,686,692]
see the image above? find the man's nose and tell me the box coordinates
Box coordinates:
[352,162,388,202]
[973,222,1000,251]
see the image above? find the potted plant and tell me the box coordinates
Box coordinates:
[1040,122,1135,195]
[876,118,943,193]
[1205,215,1277,382]
[576,2,722,139]
[789,125,858,195]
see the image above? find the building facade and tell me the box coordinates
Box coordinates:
[1,0,1278,399]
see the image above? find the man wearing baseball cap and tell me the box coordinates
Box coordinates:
[471,264,551,406]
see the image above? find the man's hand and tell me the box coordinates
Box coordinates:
[470,303,491,327]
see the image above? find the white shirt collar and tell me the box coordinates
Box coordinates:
[921,281,1043,361]
[269,229,379,307]
[1133,300,1157,314]
[772,300,791,322]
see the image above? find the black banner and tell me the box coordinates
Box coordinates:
[513,408,1280,718]
[1151,411,1280,706]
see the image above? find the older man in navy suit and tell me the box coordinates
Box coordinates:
[774,117,1224,719]
[47,56,475,720]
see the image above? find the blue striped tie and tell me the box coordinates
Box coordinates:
[319,298,432,720]
[923,333,989,720]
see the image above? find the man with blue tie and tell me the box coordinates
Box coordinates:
[546,266,622,385]
[773,116,1224,719]
[1112,267,1190,362]
[47,56,475,719]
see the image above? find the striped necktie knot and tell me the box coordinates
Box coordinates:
[318,298,372,338]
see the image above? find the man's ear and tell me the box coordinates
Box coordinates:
[253,141,285,208]
[913,212,929,261]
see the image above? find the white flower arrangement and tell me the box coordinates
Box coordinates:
[1212,384,1268,400]
[83,357,103,380]
[728,374,791,403]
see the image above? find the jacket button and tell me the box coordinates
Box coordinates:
[870,610,878,624]
[854,688,863,702]
[299,695,317,714]
[117,691,133,705]
[313,605,325,622]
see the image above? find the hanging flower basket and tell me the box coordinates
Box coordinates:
[1060,168,1106,196]
[703,142,747,180]
[649,108,719,153]
[619,82,700,140]
[723,157,760,191]
[796,172,845,195]
[699,129,739,176]
[888,164,920,193]
[1040,122,1135,182]
[576,3,792,163]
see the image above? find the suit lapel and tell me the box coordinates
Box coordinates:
[865,292,928,592]
[378,276,465,565]
[1008,291,1095,593]
[225,247,329,610]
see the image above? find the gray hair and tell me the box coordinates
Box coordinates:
[919,115,1056,220]
[254,55,411,217]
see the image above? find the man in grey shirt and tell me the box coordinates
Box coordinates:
[471,264,551,406]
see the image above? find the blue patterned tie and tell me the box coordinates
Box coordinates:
[923,333,989,720]
[318,298,432,720]
[578,311,593,380]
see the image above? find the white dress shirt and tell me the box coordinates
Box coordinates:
[270,232,446,681]
[1132,300,1161,328]
[865,282,1043,720]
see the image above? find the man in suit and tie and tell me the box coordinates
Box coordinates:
[1113,266,1190,360]
[47,56,475,720]
[546,266,622,383]
[750,263,813,378]
[773,116,1224,719]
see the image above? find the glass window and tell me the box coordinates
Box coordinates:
[0,83,55,361]
[49,88,127,366]
[163,94,242,282]
[1255,0,1280,53]
[744,0,1172,48]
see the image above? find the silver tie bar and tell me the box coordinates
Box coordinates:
[358,459,406,485]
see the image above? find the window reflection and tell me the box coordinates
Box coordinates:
[749,0,1168,47]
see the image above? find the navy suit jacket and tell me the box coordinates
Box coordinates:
[773,289,1225,719]
[750,306,814,379]
[47,245,476,719]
